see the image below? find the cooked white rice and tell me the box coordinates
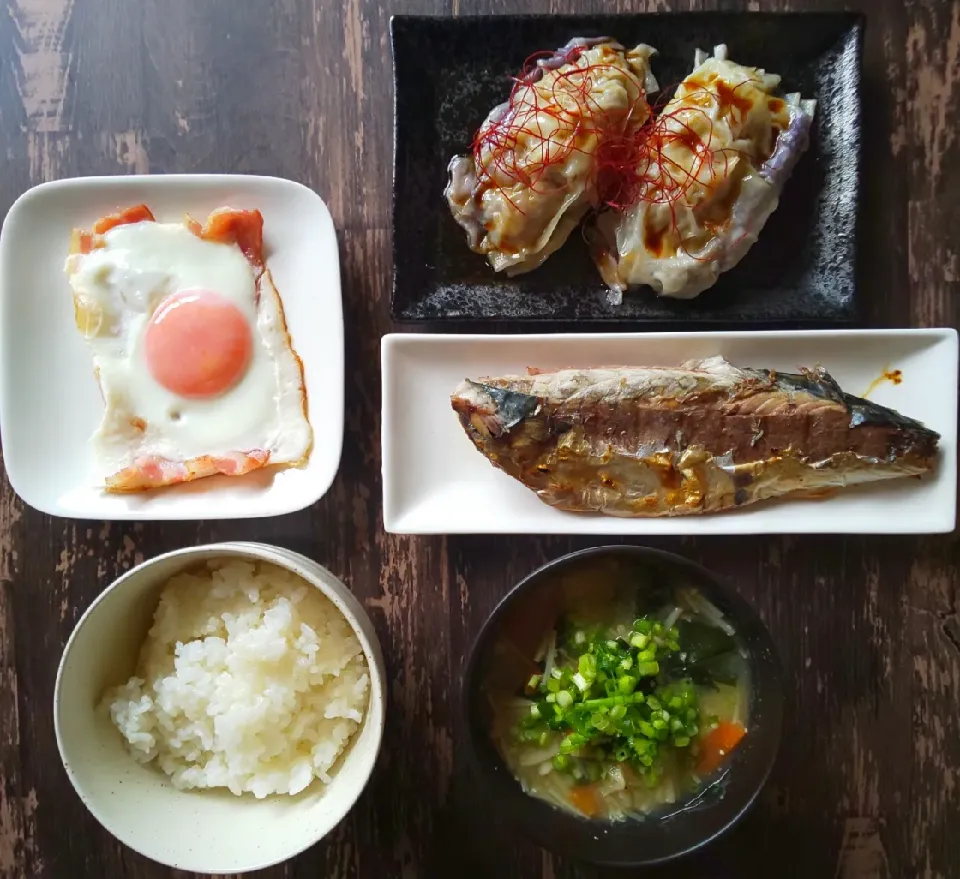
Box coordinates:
[104,559,370,799]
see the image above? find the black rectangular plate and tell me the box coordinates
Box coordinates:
[391,12,863,325]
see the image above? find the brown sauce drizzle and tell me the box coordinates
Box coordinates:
[686,73,756,117]
[861,368,904,399]
[643,211,671,257]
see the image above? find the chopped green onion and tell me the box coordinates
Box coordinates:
[591,714,610,731]
[578,653,597,679]
[508,605,712,804]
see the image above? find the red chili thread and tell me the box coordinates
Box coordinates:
[471,50,772,261]
[471,44,654,215]
[601,77,765,260]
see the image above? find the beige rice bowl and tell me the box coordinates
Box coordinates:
[104,559,370,799]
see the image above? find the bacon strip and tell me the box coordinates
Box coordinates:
[186,207,265,267]
[93,204,156,234]
[69,204,155,254]
[105,450,271,492]
[70,203,285,492]
[69,204,264,266]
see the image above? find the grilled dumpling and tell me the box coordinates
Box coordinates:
[445,38,658,276]
[591,45,817,301]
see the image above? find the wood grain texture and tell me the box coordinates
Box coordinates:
[0,0,958,877]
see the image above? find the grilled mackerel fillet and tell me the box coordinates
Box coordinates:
[451,356,939,517]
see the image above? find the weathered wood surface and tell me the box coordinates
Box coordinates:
[0,0,958,876]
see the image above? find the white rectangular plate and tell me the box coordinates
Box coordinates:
[381,330,957,535]
[0,175,343,519]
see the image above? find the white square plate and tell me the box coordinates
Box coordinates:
[0,175,343,519]
[382,330,958,535]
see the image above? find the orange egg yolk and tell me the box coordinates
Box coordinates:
[145,289,252,399]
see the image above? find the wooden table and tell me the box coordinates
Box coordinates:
[1,0,958,876]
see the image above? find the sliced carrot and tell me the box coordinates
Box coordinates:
[696,721,747,776]
[568,783,601,818]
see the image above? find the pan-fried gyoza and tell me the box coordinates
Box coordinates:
[591,45,817,302]
[445,38,657,276]
[445,40,816,302]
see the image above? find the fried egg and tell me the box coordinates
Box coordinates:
[64,206,312,491]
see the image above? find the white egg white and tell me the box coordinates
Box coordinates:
[64,221,312,478]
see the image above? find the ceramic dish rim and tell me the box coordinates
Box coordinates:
[381,328,958,535]
[459,543,784,867]
[389,11,865,323]
[52,540,386,874]
[0,173,344,520]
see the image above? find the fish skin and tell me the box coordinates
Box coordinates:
[450,356,940,517]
